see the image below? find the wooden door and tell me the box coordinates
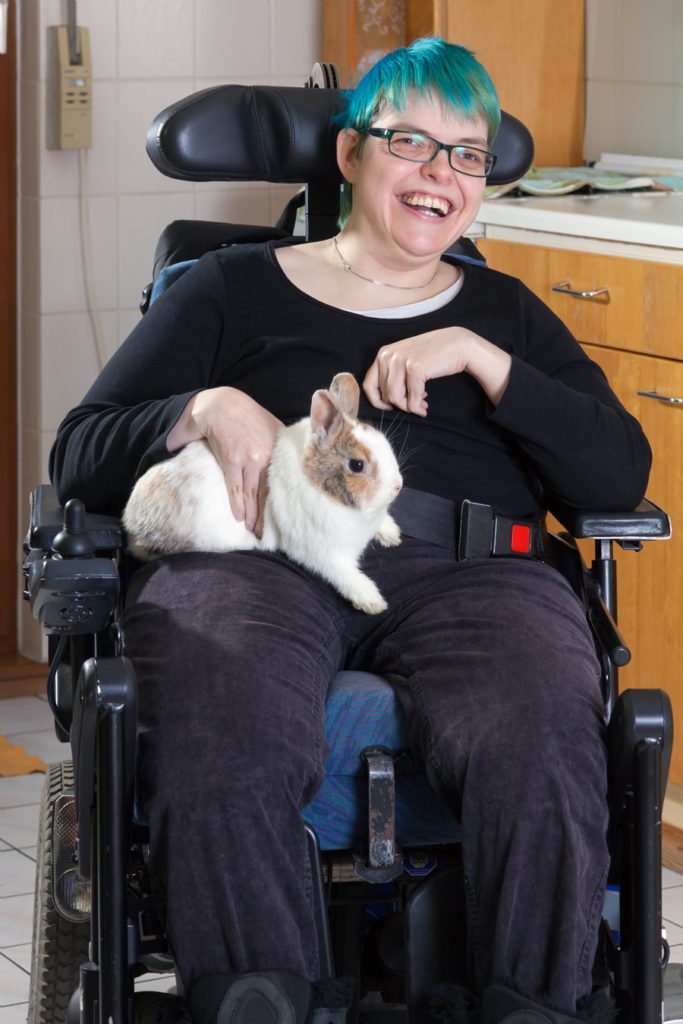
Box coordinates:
[323,0,407,87]
[0,0,17,654]
[415,0,585,166]
[324,1,585,164]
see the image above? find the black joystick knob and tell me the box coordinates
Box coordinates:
[52,499,96,558]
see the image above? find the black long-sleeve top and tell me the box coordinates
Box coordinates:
[49,241,651,519]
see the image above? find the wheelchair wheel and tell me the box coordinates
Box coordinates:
[28,760,90,1024]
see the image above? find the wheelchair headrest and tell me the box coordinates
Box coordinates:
[146,84,534,187]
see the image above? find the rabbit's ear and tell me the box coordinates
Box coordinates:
[330,373,360,419]
[311,389,344,440]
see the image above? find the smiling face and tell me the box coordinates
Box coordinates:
[337,92,488,266]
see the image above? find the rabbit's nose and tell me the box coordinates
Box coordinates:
[393,479,402,495]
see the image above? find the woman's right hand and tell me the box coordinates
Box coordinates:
[167,387,283,535]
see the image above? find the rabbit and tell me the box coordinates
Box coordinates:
[122,372,403,614]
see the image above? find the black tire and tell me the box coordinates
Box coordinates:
[28,761,91,1024]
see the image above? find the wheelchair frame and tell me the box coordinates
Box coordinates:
[22,77,675,1024]
[22,483,673,1024]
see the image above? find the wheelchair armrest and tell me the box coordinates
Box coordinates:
[24,485,123,637]
[555,498,671,543]
[27,484,124,553]
[547,500,670,678]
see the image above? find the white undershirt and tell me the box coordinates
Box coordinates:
[342,273,463,319]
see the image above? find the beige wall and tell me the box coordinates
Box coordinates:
[584,0,683,162]
[17,0,322,657]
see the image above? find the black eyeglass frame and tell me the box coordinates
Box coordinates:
[358,126,498,178]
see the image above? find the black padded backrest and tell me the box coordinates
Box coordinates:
[146,84,534,187]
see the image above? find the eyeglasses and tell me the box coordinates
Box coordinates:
[359,127,497,178]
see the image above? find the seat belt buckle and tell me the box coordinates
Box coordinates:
[492,517,533,556]
[492,514,546,558]
[459,502,542,560]
[457,501,494,560]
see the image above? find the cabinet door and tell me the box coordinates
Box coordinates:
[322,0,406,87]
[477,238,683,361]
[324,1,585,164]
[478,237,683,776]
[580,344,683,784]
[439,0,585,165]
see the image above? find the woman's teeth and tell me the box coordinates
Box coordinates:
[401,194,450,216]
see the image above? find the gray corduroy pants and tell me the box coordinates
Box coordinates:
[123,537,608,1016]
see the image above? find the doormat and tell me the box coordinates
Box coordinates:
[0,734,48,776]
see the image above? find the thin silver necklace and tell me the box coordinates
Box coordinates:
[332,235,440,291]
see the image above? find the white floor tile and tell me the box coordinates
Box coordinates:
[0,946,31,974]
[17,849,36,865]
[0,775,44,811]
[0,893,34,948]
[0,851,36,898]
[0,805,40,850]
[5,730,66,767]
[664,886,683,926]
[135,975,177,994]
[0,697,53,736]
[135,970,174,984]
[0,1002,29,1023]
[664,867,683,889]
[665,919,683,945]
[0,841,9,852]
[0,954,31,1007]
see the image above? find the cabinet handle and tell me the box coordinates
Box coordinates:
[637,390,683,406]
[552,280,610,300]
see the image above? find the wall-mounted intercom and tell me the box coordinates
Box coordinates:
[47,18,92,150]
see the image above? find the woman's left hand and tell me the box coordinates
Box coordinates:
[363,327,513,415]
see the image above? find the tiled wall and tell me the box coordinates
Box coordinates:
[17,0,322,657]
[584,0,683,162]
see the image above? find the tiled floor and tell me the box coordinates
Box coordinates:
[0,692,174,1022]
[2,693,683,1021]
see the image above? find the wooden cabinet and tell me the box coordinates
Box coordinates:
[476,240,683,360]
[323,1,585,165]
[322,0,406,89]
[428,1,585,165]
[479,237,683,783]
[577,347,683,732]
[0,0,17,652]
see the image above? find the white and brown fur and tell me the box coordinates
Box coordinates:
[122,373,403,614]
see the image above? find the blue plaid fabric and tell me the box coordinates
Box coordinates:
[302,671,461,851]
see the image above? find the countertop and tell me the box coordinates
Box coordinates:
[474,192,683,249]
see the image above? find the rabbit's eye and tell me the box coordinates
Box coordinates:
[348,459,365,474]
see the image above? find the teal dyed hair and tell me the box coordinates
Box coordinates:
[335,36,501,225]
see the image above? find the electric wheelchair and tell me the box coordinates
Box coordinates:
[21,69,677,1024]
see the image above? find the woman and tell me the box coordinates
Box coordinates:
[50,37,650,1024]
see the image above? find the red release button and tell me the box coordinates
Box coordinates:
[510,523,532,553]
